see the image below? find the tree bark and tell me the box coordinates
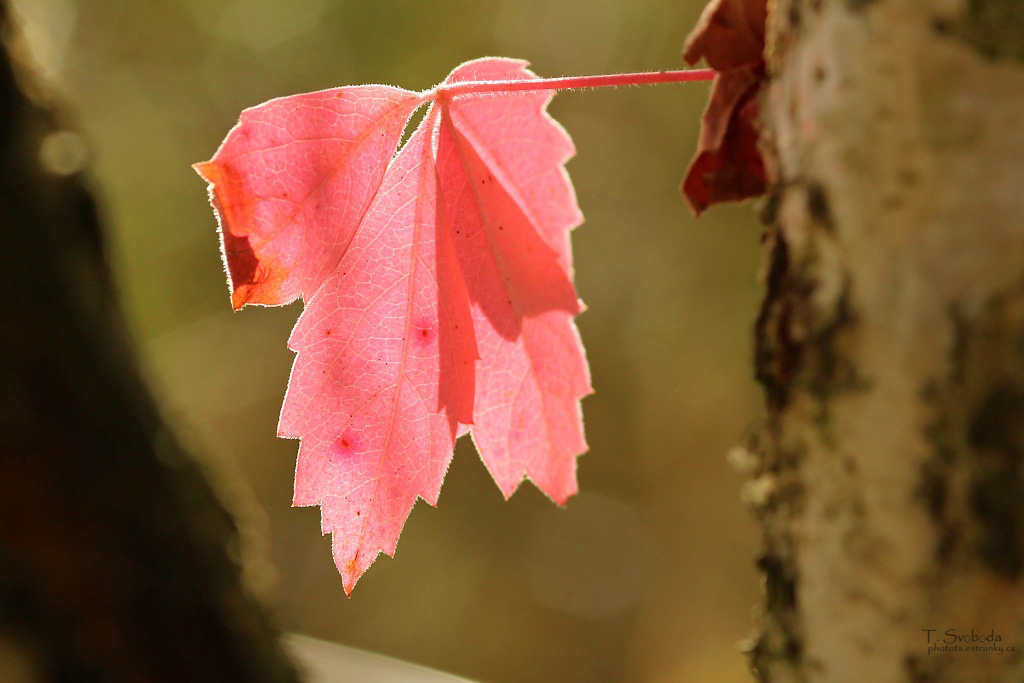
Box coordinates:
[0,4,298,681]
[745,1,1024,681]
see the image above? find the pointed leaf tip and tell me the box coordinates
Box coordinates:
[198,86,425,309]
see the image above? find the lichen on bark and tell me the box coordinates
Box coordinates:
[946,0,1024,63]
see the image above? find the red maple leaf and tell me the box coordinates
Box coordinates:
[196,58,591,593]
[682,0,769,214]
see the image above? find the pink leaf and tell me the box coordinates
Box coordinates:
[280,111,478,593]
[196,58,592,592]
[196,86,425,309]
[436,59,591,502]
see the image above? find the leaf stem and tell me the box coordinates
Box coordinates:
[431,69,716,99]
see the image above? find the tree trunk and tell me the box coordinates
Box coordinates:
[0,4,298,680]
[745,1,1024,681]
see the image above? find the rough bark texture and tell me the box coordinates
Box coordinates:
[0,5,299,681]
[744,0,1024,681]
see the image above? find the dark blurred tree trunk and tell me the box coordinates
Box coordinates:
[0,5,298,681]
[744,1,1024,681]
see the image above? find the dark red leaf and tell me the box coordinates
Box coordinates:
[683,0,768,71]
[682,63,767,214]
[682,0,769,214]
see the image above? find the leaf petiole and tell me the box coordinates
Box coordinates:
[430,68,716,99]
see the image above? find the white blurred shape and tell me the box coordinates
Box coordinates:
[285,633,478,683]
[8,0,78,85]
[39,129,88,175]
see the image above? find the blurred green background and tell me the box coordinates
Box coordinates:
[8,1,764,680]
